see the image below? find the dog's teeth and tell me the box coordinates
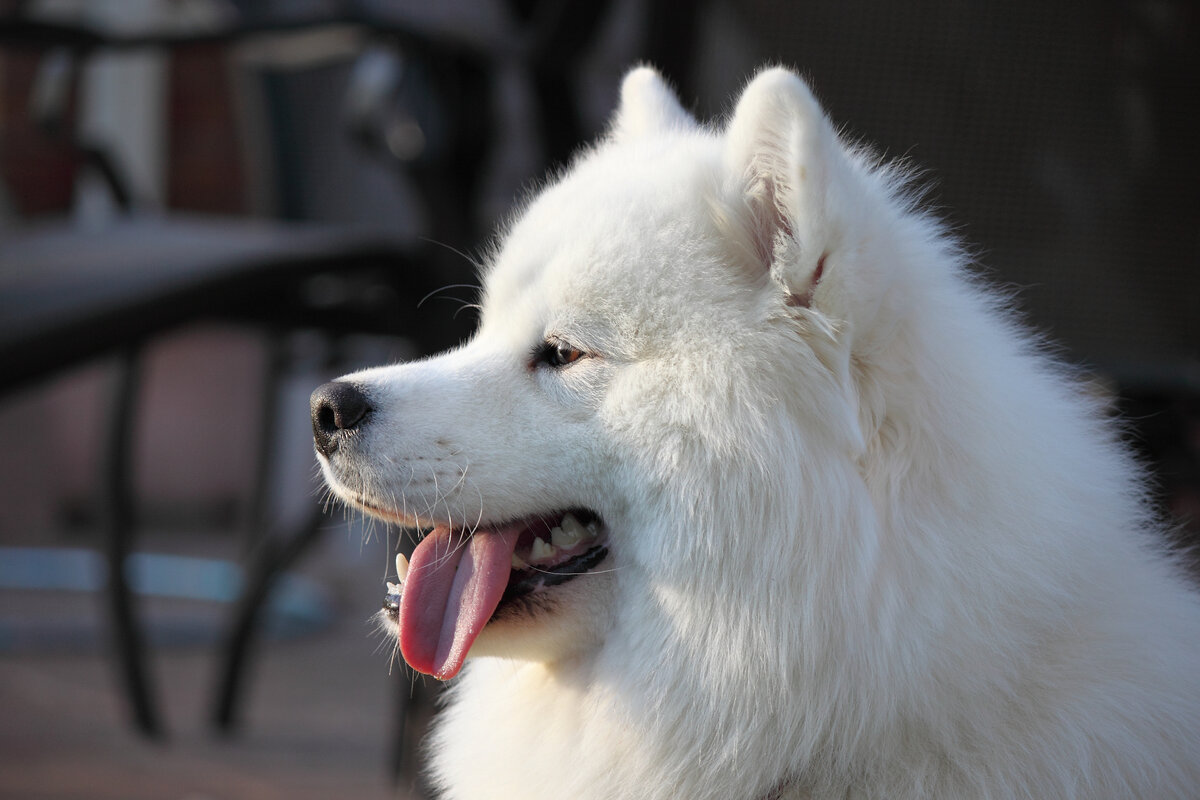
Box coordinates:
[563,513,591,538]
[511,553,528,570]
[549,526,573,549]
[395,552,409,582]
[530,537,556,562]
[552,515,586,548]
[386,581,402,596]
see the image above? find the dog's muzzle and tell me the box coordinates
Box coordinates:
[310,381,372,457]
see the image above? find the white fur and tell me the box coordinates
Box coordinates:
[321,66,1200,798]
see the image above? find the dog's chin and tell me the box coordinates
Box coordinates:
[460,560,616,665]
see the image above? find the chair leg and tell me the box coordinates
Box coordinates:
[212,505,326,732]
[102,346,163,738]
[213,329,290,732]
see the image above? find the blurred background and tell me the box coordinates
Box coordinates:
[0,0,1196,798]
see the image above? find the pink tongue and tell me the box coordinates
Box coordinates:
[398,524,522,679]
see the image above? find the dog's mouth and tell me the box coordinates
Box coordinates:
[382,509,607,680]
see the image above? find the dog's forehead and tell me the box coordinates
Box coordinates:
[481,137,727,332]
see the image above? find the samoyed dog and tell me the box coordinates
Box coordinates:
[311,66,1200,798]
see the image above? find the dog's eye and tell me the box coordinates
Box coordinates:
[534,340,586,369]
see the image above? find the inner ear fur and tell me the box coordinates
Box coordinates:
[723,67,847,306]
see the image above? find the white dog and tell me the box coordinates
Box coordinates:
[312,66,1200,799]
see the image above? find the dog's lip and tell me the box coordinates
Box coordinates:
[347,493,431,529]
[384,508,608,589]
[382,509,608,678]
[497,508,607,597]
[381,542,609,615]
[381,509,608,624]
[501,542,609,602]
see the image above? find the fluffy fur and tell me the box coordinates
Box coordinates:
[318,66,1200,798]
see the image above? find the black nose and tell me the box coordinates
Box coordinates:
[311,381,372,457]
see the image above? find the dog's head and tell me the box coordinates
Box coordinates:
[313,66,926,681]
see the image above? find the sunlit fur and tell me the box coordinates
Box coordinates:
[320,66,1200,799]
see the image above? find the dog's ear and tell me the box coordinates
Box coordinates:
[723,68,852,307]
[611,66,697,140]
